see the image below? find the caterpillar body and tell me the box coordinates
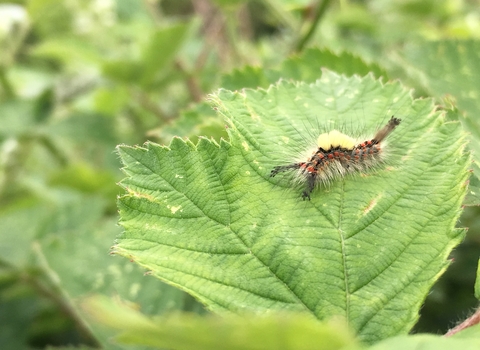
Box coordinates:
[270,116,401,200]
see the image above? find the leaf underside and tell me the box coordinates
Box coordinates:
[116,71,469,343]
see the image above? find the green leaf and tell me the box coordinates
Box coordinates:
[0,198,49,266]
[101,22,191,88]
[463,170,480,206]
[27,0,73,38]
[275,49,388,82]
[83,295,359,350]
[93,85,130,116]
[49,112,117,144]
[140,22,191,88]
[115,71,470,343]
[150,101,227,143]
[222,66,273,90]
[31,38,103,66]
[0,193,200,349]
[102,59,144,85]
[0,100,36,138]
[401,40,480,166]
[221,48,388,90]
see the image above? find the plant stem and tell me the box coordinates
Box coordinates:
[28,242,101,348]
[445,308,480,337]
[134,89,169,123]
[0,66,15,99]
[260,0,299,33]
[37,134,69,167]
[294,0,333,53]
[175,60,203,103]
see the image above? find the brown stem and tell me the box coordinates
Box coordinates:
[445,307,480,337]
[193,0,230,66]
[133,89,169,122]
[294,0,333,53]
[175,60,203,103]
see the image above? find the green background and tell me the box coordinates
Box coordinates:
[1,0,480,349]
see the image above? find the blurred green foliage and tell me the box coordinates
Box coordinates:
[1,0,480,349]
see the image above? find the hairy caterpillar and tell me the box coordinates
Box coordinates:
[270,116,401,200]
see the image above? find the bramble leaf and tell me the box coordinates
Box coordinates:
[115,71,469,343]
[222,48,388,91]
[402,40,480,180]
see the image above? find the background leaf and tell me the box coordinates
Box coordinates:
[221,48,388,91]
[3,1,480,346]
[401,40,480,168]
[115,71,470,343]
[82,294,359,350]
[140,22,192,88]
[0,193,202,349]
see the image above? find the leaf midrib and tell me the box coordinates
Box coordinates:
[123,143,318,316]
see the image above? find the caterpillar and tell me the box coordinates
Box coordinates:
[270,116,401,200]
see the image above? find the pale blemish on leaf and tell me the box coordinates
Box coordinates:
[363,195,382,215]
[346,91,359,99]
[280,136,290,144]
[251,113,261,121]
[242,141,250,151]
[170,205,182,214]
[132,191,156,202]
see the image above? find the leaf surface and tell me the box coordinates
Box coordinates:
[116,71,469,343]
[401,40,480,174]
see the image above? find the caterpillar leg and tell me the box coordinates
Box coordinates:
[301,173,316,201]
[270,164,301,177]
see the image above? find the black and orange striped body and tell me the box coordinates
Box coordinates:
[270,117,401,200]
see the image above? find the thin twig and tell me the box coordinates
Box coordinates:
[193,0,230,67]
[175,60,203,103]
[143,0,204,104]
[28,242,101,347]
[260,0,299,32]
[143,0,163,22]
[0,66,15,99]
[294,0,333,53]
[133,89,170,123]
